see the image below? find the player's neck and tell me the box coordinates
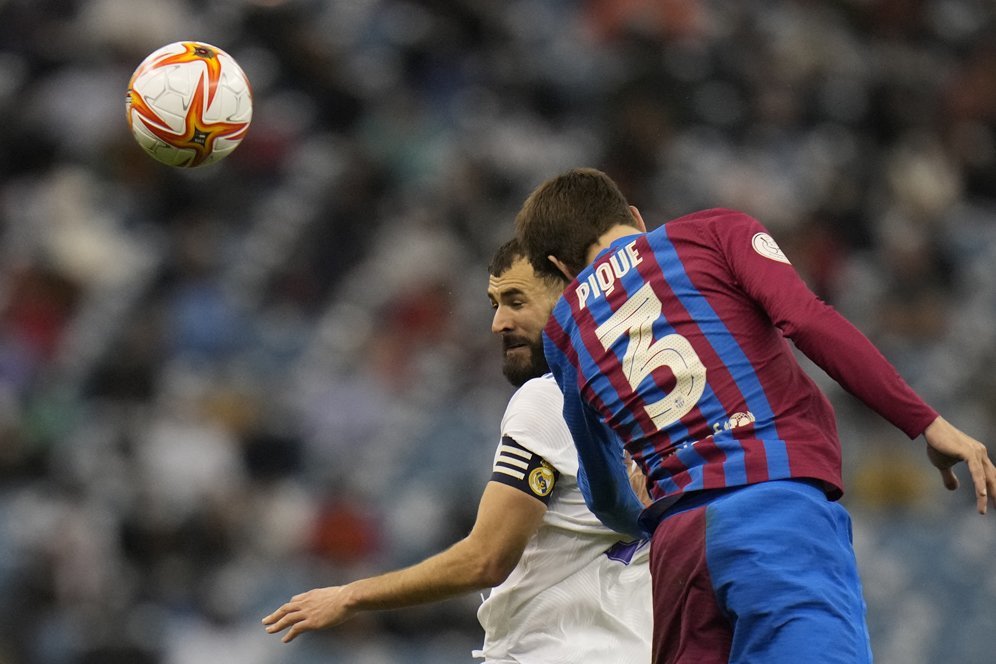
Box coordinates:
[585,225,643,265]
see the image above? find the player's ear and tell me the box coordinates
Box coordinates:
[548,255,575,281]
[629,206,648,232]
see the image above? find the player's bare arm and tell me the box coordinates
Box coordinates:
[262,481,546,643]
[922,415,996,514]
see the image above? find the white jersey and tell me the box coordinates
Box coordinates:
[473,375,653,664]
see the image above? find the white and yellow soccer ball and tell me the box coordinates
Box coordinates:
[126,41,252,167]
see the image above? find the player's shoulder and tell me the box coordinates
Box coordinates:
[505,374,563,423]
[502,373,573,465]
[663,207,761,230]
[509,373,562,405]
[655,208,769,252]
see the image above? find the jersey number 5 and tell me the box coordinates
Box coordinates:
[595,283,706,429]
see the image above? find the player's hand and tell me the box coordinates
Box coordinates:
[262,586,355,643]
[922,416,996,514]
[624,451,652,507]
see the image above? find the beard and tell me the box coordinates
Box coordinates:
[501,334,550,387]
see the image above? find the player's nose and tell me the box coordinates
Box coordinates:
[492,306,513,334]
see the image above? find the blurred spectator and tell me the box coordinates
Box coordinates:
[0,1,994,662]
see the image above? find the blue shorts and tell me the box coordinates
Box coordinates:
[649,479,872,664]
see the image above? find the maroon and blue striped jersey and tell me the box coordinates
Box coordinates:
[543,208,938,537]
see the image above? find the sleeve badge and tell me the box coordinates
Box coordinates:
[751,232,791,264]
[528,461,557,498]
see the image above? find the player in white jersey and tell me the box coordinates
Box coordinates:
[476,374,651,662]
[262,239,652,663]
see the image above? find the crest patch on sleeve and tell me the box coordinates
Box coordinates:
[528,462,556,497]
[491,436,559,504]
[751,232,791,264]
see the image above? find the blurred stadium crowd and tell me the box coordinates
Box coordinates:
[0,0,994,662]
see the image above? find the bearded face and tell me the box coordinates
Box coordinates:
[488,258,562,388]
[500,330,550,387]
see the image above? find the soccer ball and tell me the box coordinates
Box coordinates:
[126,41,252,167]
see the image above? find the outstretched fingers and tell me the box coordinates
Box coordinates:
[965,446,996,514]
[262,587,352,643]
[922,417,996,514]
[925,418,996,514]
[262,601,310,642]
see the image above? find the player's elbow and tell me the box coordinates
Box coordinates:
[456,556,515,588]
[466,542,522,586]
[453,534,523,588]
[474,551,520,587]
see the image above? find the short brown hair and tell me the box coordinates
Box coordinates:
[514,168,636,279]
[488,237,567,290]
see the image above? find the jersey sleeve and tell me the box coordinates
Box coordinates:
[489,435,559,505]
[716,211,938,438]
[500,376,578,474]
[542,327,648,539]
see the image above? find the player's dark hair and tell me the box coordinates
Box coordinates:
[514,168,637,280]
[489,237,567,289]
[488,237,524,277]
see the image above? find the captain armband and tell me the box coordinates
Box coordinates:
[490,435,559,505]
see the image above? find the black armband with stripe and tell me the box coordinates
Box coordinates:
[490,435,559,505]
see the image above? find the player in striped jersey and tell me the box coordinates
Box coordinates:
[263,238,652,663]
[514,167,996,664]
